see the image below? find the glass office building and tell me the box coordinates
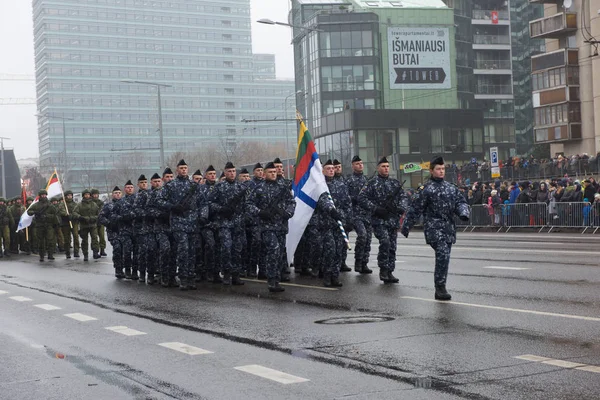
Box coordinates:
[33,0,294,190]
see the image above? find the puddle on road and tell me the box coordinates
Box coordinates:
[314,315,395,325]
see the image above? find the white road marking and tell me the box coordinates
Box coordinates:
[64,313,97,322]
[541,359,587,369]
[242,279,339,291]
[105,326,147,336]
[514,355,552,362]
[397,244,599,255]
[234,365,310,384]
[483,266,530,270]
[576,365,600,374]
[401,297,600,322]
[395,261,406,263]
[158,342,213,355]
[0,290,8,295]
[9,296,32,302]
[34,304,62,311]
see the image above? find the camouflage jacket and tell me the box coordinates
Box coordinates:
[0,205,14,227]
[346,172,370,222]
[98,199,120,241]
[208,178,247,229]
[246,180,295,233]
[157,175,197,233]
[133,189,151,235]
[59,199,78,226]
[73,198,100,229]
[326,176,353,226]
[27,199,59,227]
[358,174,409,229]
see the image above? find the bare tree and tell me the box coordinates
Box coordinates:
[110,152,147,187]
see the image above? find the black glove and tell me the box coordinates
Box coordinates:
[374,207,390,219]
[271,206,286,217]
[400,226,409,238]
[351,198,358,206]
[171,204,184,214]
[345,222,354,232]
[331,208,342,221]
[459,215,469,222]
[258,210,272,221]
[198,217,208,226]
[221,207,235,218]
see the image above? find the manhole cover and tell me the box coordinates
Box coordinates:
[314,316,394,325]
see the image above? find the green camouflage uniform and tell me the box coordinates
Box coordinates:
[27,191,59,260]
[59,191,80,257]
[73,191,100,260]
[91,189,106,253]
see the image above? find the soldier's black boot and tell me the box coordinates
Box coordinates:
[115,268,125,279]
[323,274,332,287]
[211,271,223,284]
[130,269,139,280]
[47,254,55,260]
[65,250,71,259]
[435,285,452,301]
[222,271,232,286]
[231,273,245,286]
[4,250,9,256]
[138,272,145,283]
[124,268,132,280]
[282,265,291,275]
[330,276,343,287]
[360,264,373,274]
[268,278,285,293]
[100,249,107,257]
[257,270,267,280]
[354,262,363,273]
[168,277,179,288]
[387,271,399,283]
[340,262,352,272]
[146,274,155,285]
[247,270,258,278]
[310,268,320,278]
[83,253,89,262]
[179,279,189,291]
[73,251,80,258]
[0,251,4,259]
[280,274,290,282]
[93,250,101,259]
[379,269,390,282]
[39,254,44,262]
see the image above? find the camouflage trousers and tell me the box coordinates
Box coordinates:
[305,225,321,272]
[320,227,343,279]
[293,230,310,271]
[79,226,99,256]
[97,225,106,250]
[244,226,261,275]
[135,233,151,278]
[218,227,243,274]
[35,225,56,256]
[373,225,398,273]
[61,223,80,254]
[353,220,372,268]
[432,241,452,286]
[155,231,172,281]
[109,236,124,272]
[200,227,217,276]
[120,232,134,270]
[262,230,286,280]
[172,231,195,282]
[0,225,10,252]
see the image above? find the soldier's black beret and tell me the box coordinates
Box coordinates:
[125,180,133,186]
[138,174,147,181]
[324,159,333,166]
[333,159,341,166]
[205,165,216,173]
[253,163,263,171]
[430,155,444,167]
[163,167,173,176]
[377,157,388,165]
[151,173,161,180]
[112,186,121,192]
[225,161,235,170]
[264,162,276,169]
[177,159,187,166]
[351,155,362,163]
[192,169,202,176]
[240,168,249,174]
[273,158,282,164]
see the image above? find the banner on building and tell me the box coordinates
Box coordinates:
[388,27,451,90]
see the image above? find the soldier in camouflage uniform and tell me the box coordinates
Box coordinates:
[201,165,221,283]
[333,159,352,272]
[147,169,175,287]
[246,162,295,292]
[13,197,28,254]
[59,190,80,259]
[273,157,292,279]
[122,180,137,279]
[27,189,59,262]
[402,156,470,301]
[346,155,373,274]
[157,160,197,290]
[25,197,37,254]
[359,157,409,284]
[50,196,64,252]
[191,170,206,281]
[91,188,107,257]
[245,163,264,278]
[99,187,125,278]
[208,161,247,286]
[8,197,22,254]
[73,189,100,261]
[133,175,151,282]
[143,173,163,285]
[0,198,13,257]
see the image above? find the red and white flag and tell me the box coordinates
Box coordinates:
[17,169,63,232]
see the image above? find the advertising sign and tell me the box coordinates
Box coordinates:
[388,27,451,90]
[402,163,423,174]
[490,146,500,178]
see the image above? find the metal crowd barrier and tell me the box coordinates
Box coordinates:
[455,202,599,234]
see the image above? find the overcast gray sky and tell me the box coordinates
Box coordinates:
[0,0,293,160]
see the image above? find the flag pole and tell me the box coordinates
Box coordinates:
[55,168,73,229]
[21,183,29,242]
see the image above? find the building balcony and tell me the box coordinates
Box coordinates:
[531,48,578,72]
[472,9,510,25]
[474,84,513,100]
[473,59,512,75]
[534,123,582,143]
[533,86,580,107]
[529,12,577,39]
[528,0,561,4]
[472,35,511,50]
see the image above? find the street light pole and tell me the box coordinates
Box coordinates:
[121,80,172,169]
[284,90,304,171]
[36,114,73,184]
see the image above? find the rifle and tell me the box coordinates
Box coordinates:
[383,180,406,216]
[173,184,198,214]
[219,185,248,218]
[266,185,292,217]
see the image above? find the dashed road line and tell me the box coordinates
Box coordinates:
[542,359,587,369]
[9,296,32,302]
[64,313,97,322]
[34,304,62,311]
[234,365,310,384]
[483,266,530,270]
[0,290,9,295]
[105,326,147,336]
[515,355,600,374]
[400,296,600,322]
[515,355,552,362]
[158,342,213,355]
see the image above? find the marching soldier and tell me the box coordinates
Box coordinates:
[208,161,246,286]
[122,180,137,279]
[0,198,13,257]
[346,155,373,274]
[144,173,163,285]
[333,159,352,272]
[246,162,295,292]
[9,197,22,254]
[238,168,250,182]
[59,190,80,259]
[133,175,151,282]
[99,187,125,278]
[201,165,221,283]
[73,189,100,261]
[273,157,292,277]
[191,169,206,281]
[91,188,107,257]
[157,160,197,290]
[359,157,409,284]
[27,189,58,262]
[245,163,264,278]
[50,196,64,252]
[401,156,470,301]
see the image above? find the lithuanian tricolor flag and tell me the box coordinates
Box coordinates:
[286,120,329,264]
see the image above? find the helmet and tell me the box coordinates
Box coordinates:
[82,189,91,196]
[64,190,73,196]
[90,188,100,195]
[38,189,48,196]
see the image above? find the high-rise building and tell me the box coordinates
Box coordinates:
[32,0,294,190]
[529,0,599,156]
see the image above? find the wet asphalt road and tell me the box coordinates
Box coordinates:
[1,232,599,400]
